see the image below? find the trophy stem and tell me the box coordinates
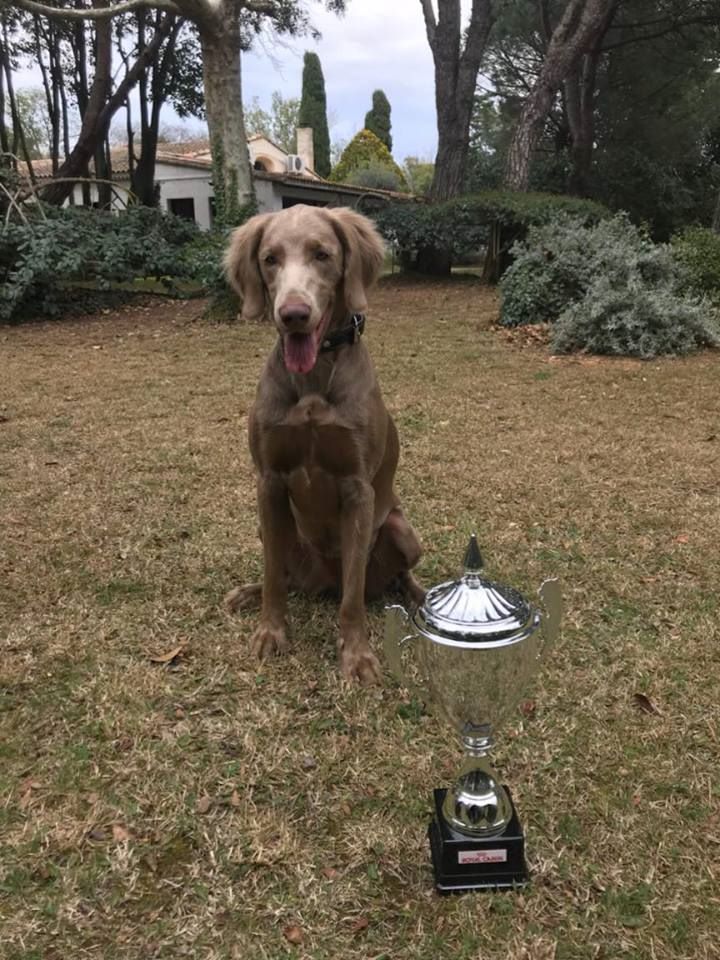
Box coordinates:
[462,733,494,758]
[442,747,513,838]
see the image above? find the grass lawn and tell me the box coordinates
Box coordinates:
[1,278,719,959]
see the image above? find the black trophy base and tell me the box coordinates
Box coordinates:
[428,788,529,894]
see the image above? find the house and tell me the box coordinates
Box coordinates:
[21,127,409,228]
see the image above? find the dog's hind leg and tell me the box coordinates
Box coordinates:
[224,582,263,614]
[365,507,424,601]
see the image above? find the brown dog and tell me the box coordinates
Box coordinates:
[223,204,423,683]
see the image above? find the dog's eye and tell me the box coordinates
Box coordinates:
[314,250,330,262]
[263,253,278,266]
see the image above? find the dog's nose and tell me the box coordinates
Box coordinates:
[278,301,312,327]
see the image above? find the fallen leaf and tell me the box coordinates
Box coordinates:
[322,866,339,880]
[19,779,40,809]
[283,925,303,945]
[350,916,369,935]
[112,823,130,842]
[196,795,212,814]
[149,644,186,664]
[674,534,689,544]
[633,692,661,715]
[519,699,536,718]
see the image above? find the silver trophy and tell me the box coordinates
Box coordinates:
[385,534,562,892]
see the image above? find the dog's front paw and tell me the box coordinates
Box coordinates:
[250,623,289,659]
[339,643,382,685]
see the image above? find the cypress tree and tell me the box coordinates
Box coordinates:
[298,52,331,177]
[364,90,392,153]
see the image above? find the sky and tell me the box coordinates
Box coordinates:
[14,0,442,163]
[242,1,439,162]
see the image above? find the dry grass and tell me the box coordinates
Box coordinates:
[1,278,719,960]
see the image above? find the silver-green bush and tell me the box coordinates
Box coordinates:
[552,276,719,358]
[500,214,720,357]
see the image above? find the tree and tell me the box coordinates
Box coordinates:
[121,14,203,206]
[298,50,330,177]
[330,128,405,186]
[9,0,346,213]
[402,155,434,196]
[364,89,391,152]
[11,87,49,157]
[503,0,618,191]
[481,0,720,229]
[420,0,496,201]
[245,90,300,153]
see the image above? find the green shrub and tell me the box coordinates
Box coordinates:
[331,129,406,187]
[671,227,720,302]
[552,277,720,358]
[374,191,609,273]
[345,159,406,192]
[501,213,720,357]
[500,214,670,327]
[0,206,201,324]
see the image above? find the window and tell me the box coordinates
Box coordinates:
[168,197,196,221]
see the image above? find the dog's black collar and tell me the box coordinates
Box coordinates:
[319,313,366,354]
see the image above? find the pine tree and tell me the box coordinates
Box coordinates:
[298,52,331,177]
[364,90,392,153]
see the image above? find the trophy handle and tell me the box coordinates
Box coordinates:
[384,604,426,698]
[538,578,563,656]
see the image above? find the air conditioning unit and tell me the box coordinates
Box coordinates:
[286,154,304,174]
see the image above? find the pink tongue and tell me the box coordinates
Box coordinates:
[284,332,318,374]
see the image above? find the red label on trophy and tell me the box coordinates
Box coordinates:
[458,849,508,865]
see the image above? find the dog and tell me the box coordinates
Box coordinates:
[223,204,424,683]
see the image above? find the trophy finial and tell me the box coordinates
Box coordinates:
[463,534,484,572]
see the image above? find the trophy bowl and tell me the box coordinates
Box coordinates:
[385,534,562,892]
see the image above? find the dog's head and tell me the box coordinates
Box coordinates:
[224,205,385,374]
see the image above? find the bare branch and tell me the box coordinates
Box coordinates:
[11,0,181,21]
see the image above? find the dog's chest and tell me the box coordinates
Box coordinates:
[263,394,360,476]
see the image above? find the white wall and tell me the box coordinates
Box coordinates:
[155,164,214,230]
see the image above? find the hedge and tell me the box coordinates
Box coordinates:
[373,190,610,277]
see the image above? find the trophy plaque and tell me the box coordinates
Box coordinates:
[385,535,562,893]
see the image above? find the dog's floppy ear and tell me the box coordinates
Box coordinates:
[328,207,385,313]
[223,213,273,321]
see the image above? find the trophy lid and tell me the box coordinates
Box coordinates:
[413,534,539,647]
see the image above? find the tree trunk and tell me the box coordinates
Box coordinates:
[41,13,174,206]
[712,189,720,235]
[0,26,9,156]
[199,9,254,222]
[566,56,597,195]
[504,0,617,191]
[132,12,181,207]
[1,19,36,180]
[423,0,495,203]
[419,0,494,274]
[41,14,112,205]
